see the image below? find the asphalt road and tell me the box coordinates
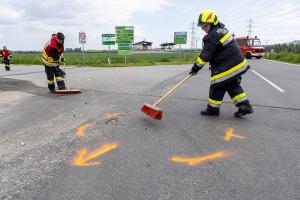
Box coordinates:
[0,59,299,200]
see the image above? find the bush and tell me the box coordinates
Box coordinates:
[264,53,300,65]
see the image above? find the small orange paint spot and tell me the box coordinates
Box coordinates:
[224,128,245,141]
[100,112,120,120]
[72,143,118,167]
[171,152,229,166]
[76,123,92,137]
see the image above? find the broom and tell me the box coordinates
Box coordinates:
[141,74,193,120]
[55,62,81,95]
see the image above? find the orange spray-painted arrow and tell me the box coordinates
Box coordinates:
[224,128,245,141]
[76,123,92,138]
[171,151,229,166]
[72,143,118,167]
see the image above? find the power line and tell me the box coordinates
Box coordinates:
[223,0,282,19]
[255,15,300,27]
[223,0,283,24]
[228,6,300,26]
[228,4,282,25]
[231,13,300,36]
[254,7,300,21]
[222,0,262,18]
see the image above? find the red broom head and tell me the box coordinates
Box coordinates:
[55,89,81,95]
[141,103,163,120]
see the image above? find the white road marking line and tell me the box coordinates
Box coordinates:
[251,70,285,93]
[262,59,300,67]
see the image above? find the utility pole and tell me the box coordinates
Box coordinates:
[247,18,255,38]
[265,40,269,46]
[190,21,196,49]
[195,37,200,50]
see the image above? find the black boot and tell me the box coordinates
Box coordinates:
[48,83,55,93]
[57,80,66,90]
[49,89,56,93]
[201,106,220,116]
[5,66,10,71]
[234,103,254,118]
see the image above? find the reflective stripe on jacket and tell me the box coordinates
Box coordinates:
[42,35,64,67]
[197,23,249,86]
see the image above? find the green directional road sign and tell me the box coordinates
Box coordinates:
[174,32,187,44]
[115,26,134,55]
[102,34,116,45]
[117,44,133,56]
[115,26,134,43]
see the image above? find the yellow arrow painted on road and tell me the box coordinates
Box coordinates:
[224,128,245,141]
[76,123,92,138]
[72,143,118,167]
[171,152,229,166]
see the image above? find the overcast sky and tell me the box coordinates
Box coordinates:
[0,0,299,50]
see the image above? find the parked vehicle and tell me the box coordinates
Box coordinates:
[236,36,265,59]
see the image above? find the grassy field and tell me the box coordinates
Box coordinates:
[264,53,300,65]
[11,51,199,67]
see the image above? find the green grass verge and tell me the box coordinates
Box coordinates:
[11,51,199,67]
[264,53,300,65]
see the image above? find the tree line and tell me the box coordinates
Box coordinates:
[265,43,300,54]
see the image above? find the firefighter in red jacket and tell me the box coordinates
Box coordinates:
[190,9,253,117]
[42,32,66,92]
[1,46,13,71]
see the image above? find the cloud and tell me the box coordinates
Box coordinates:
[0,0,171,28]
[0,0,171,50]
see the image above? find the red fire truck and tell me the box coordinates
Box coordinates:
[235,36,265,59]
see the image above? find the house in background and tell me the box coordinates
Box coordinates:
[160,42,176,51]
[133,40,153,51]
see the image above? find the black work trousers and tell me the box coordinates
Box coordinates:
[2,57,10,70]
[207,77,250,110]
[44,65,66,91]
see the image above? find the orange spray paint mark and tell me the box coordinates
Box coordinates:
[224,128,245,141]
[76,123,92,138]
[100,113,121,120]
[72,143,118,167]
[171,151,229,166]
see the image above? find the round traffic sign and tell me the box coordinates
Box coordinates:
[79,32,86,43]
[80,32,86,40]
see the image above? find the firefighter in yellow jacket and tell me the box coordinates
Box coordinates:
[190,9,253,117]
[42,32,66,93]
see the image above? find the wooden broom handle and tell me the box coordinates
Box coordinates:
[63,62,70,90]
[153,74,193,107]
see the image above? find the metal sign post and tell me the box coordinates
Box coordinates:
[179,44,182,64]
[108,45,111,64]
[102,33,116,65]
[79,32,86,65]
[82,43,86,65]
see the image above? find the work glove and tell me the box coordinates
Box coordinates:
[189,62,203,75]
